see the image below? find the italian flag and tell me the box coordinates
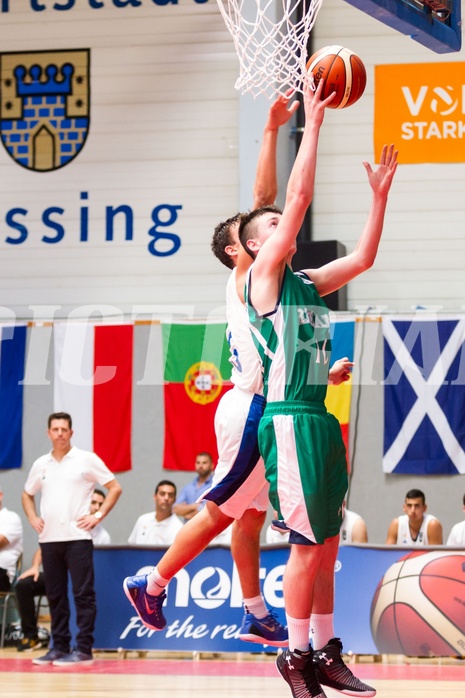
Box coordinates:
[325,318,355,471]
[53,323,133,472]
[162,322,232,471]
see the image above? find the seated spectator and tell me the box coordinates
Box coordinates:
[90,489,111,546]
[128,480,183,546]
[446,493,465,547]
[385,488,443,545]
[173,452,214,522]
[0,484,23,591]
[15,548,48,652]
[340,501,368,544]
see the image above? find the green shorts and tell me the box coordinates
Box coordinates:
[258,400,348,545]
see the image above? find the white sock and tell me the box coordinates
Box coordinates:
[146,567,170,596]
[286,614,311,653]
[243,594,268,619]
[310,613,334,650]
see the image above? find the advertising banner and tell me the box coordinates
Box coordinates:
[374,62,465,164]
[93,545,465,656]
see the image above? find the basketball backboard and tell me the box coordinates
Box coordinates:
[342,0,461,53]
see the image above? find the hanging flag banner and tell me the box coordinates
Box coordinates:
[162,322,232,471]
[0,324,26,470]
[325,317,355,463]
[383,316,465,475]
[53,323,133,472]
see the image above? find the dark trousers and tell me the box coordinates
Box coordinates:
[15,571,47,638]
[40,540,96,655]
[0,567,10,592]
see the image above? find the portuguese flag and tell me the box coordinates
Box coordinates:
[162,322,233,471]
[325,318,355,472]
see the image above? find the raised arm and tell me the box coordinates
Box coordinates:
[253,91,299,209]
[253,79,333,275]
[305,144,398,297]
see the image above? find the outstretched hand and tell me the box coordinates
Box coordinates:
[329,357,354,385]
[363,144,398,196]
[267,88,300,129]
[302,77,336,127]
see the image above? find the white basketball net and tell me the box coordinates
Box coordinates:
[216,0,324,98]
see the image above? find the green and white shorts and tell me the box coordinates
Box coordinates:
[259,400,348,545]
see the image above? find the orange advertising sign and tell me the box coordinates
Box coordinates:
[374,62,465,164]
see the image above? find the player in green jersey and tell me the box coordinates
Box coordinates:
[240,78,398,698]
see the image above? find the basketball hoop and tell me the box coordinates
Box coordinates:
[216,0,324,98]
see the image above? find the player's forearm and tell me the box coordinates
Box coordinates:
[351,191,389,271]
[284,115,322,212]
[253,127,279,209]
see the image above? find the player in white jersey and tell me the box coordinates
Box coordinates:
[386,489,443,545]
[123,93,300,646]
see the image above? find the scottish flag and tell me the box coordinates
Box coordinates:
[383,317,465,475]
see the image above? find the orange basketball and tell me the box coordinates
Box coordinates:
[306,45,366,109]
[370,551,465,656]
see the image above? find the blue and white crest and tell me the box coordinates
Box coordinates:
[0,49,90,172]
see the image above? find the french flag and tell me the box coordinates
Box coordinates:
[0,325,26,470]
[53,323,133,472]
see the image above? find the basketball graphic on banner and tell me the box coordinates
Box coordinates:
[370,550,465,656]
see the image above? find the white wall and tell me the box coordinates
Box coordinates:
[0,0,238,320]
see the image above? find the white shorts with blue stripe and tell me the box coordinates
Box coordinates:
[201,386,269,519]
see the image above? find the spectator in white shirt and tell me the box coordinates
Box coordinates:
[90,489,111,546]
[340,501,368,545]
[22,412,122,666]
[0,484,23,591]
[128,480,183,546]
[446,493,465,547]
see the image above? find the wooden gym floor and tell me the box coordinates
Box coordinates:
[1,648,464,698]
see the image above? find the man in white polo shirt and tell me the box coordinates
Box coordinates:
[0,484,23,591]
[22,412,122,667]
[128,480,183,546]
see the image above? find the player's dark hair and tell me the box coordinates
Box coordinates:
[405,489,425,504]
[48,412,72,429]
[155,480,177,496]
[211,213,243,270]
[93,488,106,500]
[239,205,282,260]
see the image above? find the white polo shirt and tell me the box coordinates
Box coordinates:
[0,507,23,582]
[128,512,183,546]
[24,445,115,543]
